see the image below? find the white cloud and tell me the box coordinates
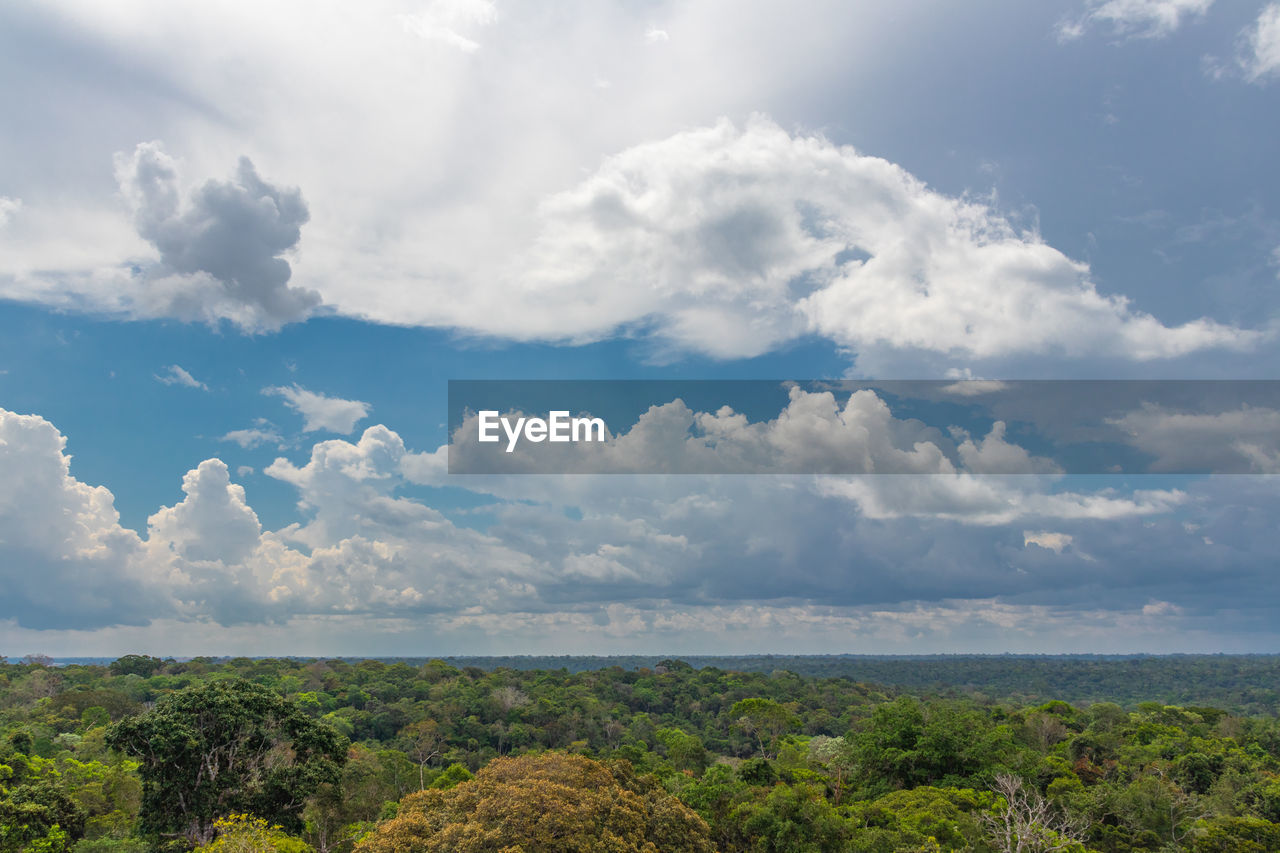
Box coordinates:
[220,427,284,449]
[464,117,1256,363]
[1242,3,1280,82]
[1059,0,1214,41]
[0,197,20,227]
[956,421,1062,475]
[0,409,544,629]
[816,475,1183,525]
[1024,530,1073,553]
[265,384,370,434]
[441,386,1184,530]
[0,409,169,629]
[399,0,498,53]
[258,425,545,615]
[1142,599,1183,616]
[147,459,263,565]
[939,379,1009,397]
[154,364,207,390]
[265,425,423,542]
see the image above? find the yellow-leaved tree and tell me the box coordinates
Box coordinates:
[355,752,715,853]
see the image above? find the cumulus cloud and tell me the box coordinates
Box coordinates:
[1058,0,1214,40]
[956,421,1063,475]
[264,384,370,433]
[147,459,264,565]
[455,382,1280,477]
[259,425,544,615]
[265,425,422,539]
[1241,3,1280,82]
[0,411,542,629]
[450,386,1059,475]
[115,142,320,330]
[5,406,1277,648]
[477,117,1256,363]
[0,409,168,629]
[154,364,207,390]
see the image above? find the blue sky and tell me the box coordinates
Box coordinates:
[1,0,1279,656]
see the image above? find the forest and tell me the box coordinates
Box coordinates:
[2,653,1280,852]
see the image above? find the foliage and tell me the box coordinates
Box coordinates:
[105,680,347,847]
[0,780,86,852]
[197,815,313,853]
[845,786,991,852]
[730,698,798,758]
[853,697,1014,793]
[353,752,715,853]
[2,654,1280,852]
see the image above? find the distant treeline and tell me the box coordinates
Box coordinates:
[420,655,1280,716]
[44,654,1280,715]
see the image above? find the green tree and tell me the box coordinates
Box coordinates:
[106,679,347,848]
[846,786,990,852]
[730,782,850,853]
[0,781,86,853]
[656,727,709,774]
[854,697,1012,792]
[397,719,443,790]
[730,698,797,759]
[108,656,166,679]
[1191,816,1280,852]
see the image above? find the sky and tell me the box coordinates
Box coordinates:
[1,0,1279,657]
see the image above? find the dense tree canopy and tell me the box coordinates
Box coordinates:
[104,680,347,847]
[2,654,1280,851]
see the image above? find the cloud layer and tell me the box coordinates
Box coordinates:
[0,3,1272,375]
[6,118,1259,371]
[6,404,1275,654]
[426,118,1260,366]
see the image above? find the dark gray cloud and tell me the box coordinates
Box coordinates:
[119,142,320,330]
